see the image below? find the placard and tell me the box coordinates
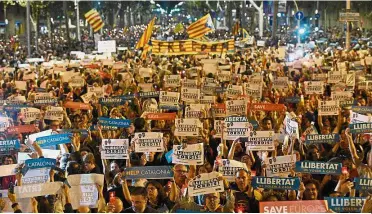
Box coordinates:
[351,106,372,114]
[0,117,11,132]
[283,113,299,139]
[139,68,152,78]
[67,174,104,186]
[201,82,217,95]
[21,108,40,123]
[69,184,98,209]
[165,75,181,88]
[87,86,104,98]
[123,166,173,179]
[328,71,343,84]
[211,103,226,118]
[305,134,340,144]
[217,159,248,182]
[69,76,85,88]
[101,139,129,159]
[259,200,328,213]
[318,100,339,116]
[243,131,275,151]
[244,82,262,99]
[252,177,300,190]
[172,143,204,165]
[251,103,286,112]
[264,154,296,177]
[213,120,223,138]
[188,172,224,196]
[133,132,164,153]
[0,139,20,154]
[332,91,354,107]
[44,106,64,121]
[272,77,289,89]
[98,40,116,53]
[98,117,131,128]
[304,81,324,95]
[35,133,71,148]
[312,73,328,81]
[15,182,63,198]
[174,118,201,137]
[354,178,372,191]
[226,99,247,116]
[295,161,342,174]
[325,197,366,213]
[226,85,243,99]
[143,112,177,120]
[64,101,92,110]
[199,94,215,104]
[159,91,180,107]
[0,164,17,177]
[351,112,371,124]
[257,40,265,47]
[22,168,50,185]
[223,116,250,140]
[182,79,198,89]
[181,88,200,103]
[349,123,372,134]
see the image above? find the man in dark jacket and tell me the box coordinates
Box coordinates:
[121,187,159,213]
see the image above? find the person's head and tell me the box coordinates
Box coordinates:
[307,146,320,161]
[2,155,14,165]
[235,169,250,191]
[110,161,120,174]
[261,117,273,130]
[321,124,331,134]
[173,164,188,186]
[303,179,320,200]
[50,120,61,131]
[204,192,221,211]
[108,197,123,213]
[77,206,91,213]
[83,153,96,172]
[145,180,165,203]
[155,120,166,129]
[241,154,253,168]
[130,187,148,213]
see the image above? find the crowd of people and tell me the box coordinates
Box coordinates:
[0,20,371,213]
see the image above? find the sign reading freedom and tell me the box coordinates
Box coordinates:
[151,39,235,55]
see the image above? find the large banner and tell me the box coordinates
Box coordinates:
[151,39,234,55]
[123,166,173,179]
[295,161,342,174]
[325,197,366,213]
[252,177,300,190]
[259,200,328,213]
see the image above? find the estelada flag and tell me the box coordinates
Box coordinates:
[187,14,215,39]
[136,17,156,50]
[85,9,104,32]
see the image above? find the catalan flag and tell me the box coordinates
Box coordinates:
[136,17,156,50]
[187,14,215,39]
[141,43,152,60]
[85,9,104,33]
[233,21,240,36]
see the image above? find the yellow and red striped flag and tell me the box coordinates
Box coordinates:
[141,43,152,60]
[187,14,215,39]
[136,17,156,50]
[84,9,104,33]
[233,21,240,36]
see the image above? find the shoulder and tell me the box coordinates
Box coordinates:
[145,206,160,213]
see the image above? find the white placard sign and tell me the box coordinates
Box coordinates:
[272,77,289,89]
[22,168,50,185]
[20,108,41,123]
[346,73,355,87]
[304,81,324,95]
[182,79,198,89]
[172,143,204,165]
[69,184,99,209]
[244,131,275,151]
[226,99,247,116]
[223,116,251,140]
[67,174,104,186]
[174,118,201,137]
[69,76,85,88]
[332,91,354,107]
[159,91,180,106]
[44,106,64,121]
[181,88,200,103]
[0,164,17,177]
[133,132,164,153]
[312,73,328,81]
[201,82,217,95]
[17,149,61,164]
[283,113,299,139]
[165,75,181,88]
[101,139,129,159]
[218,159,248,182]
[227,85,243,99]
[219,70,231,82]
[88,86,104,98]
[351,112,371,124]
[188,172,224,196]
[15,182,63,198]
[98,40,116,53]
[214,120,223,138]
[318,100,339,116]
[328,71,343,84]
[200,94,215,104]
[257,40,265,47]
[264,154,296,177]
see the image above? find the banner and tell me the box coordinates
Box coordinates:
[70,184,98,209]
[174,118,201,136]
[133,132,164,153]
[20,108,41,123]
[101,139,129,159]
[227,85,243,99]
[326,197,366,213]
[151,39,234,55]
[243,131,275,151]
[44,106,64,121]
[295,161,342,174]
[123,166,173,179]
[36,133,71,148]
[99,97,129,106]
[349,123,372,134]
[159,91,180,107]
[318,100,339,116]
[64,101,92,110]
[217,159,248,182]
[304,81,324,95]
[34,98,58,106]
[0,139,20,153]
[251,103,286,112]
[143,112,176,120]
[264,154,296,177]
[15,182,63,198]
[226,99,247,116]
[351,106,372,114]
[24,158,56,170]
[98,117,131,128]
[305,134,340,144]
[188,172,224,196]
[172,143,204,165]
[259,200,328,213]
[223,116,251,140]
[354,178,372,191]
[252,177,300,190]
